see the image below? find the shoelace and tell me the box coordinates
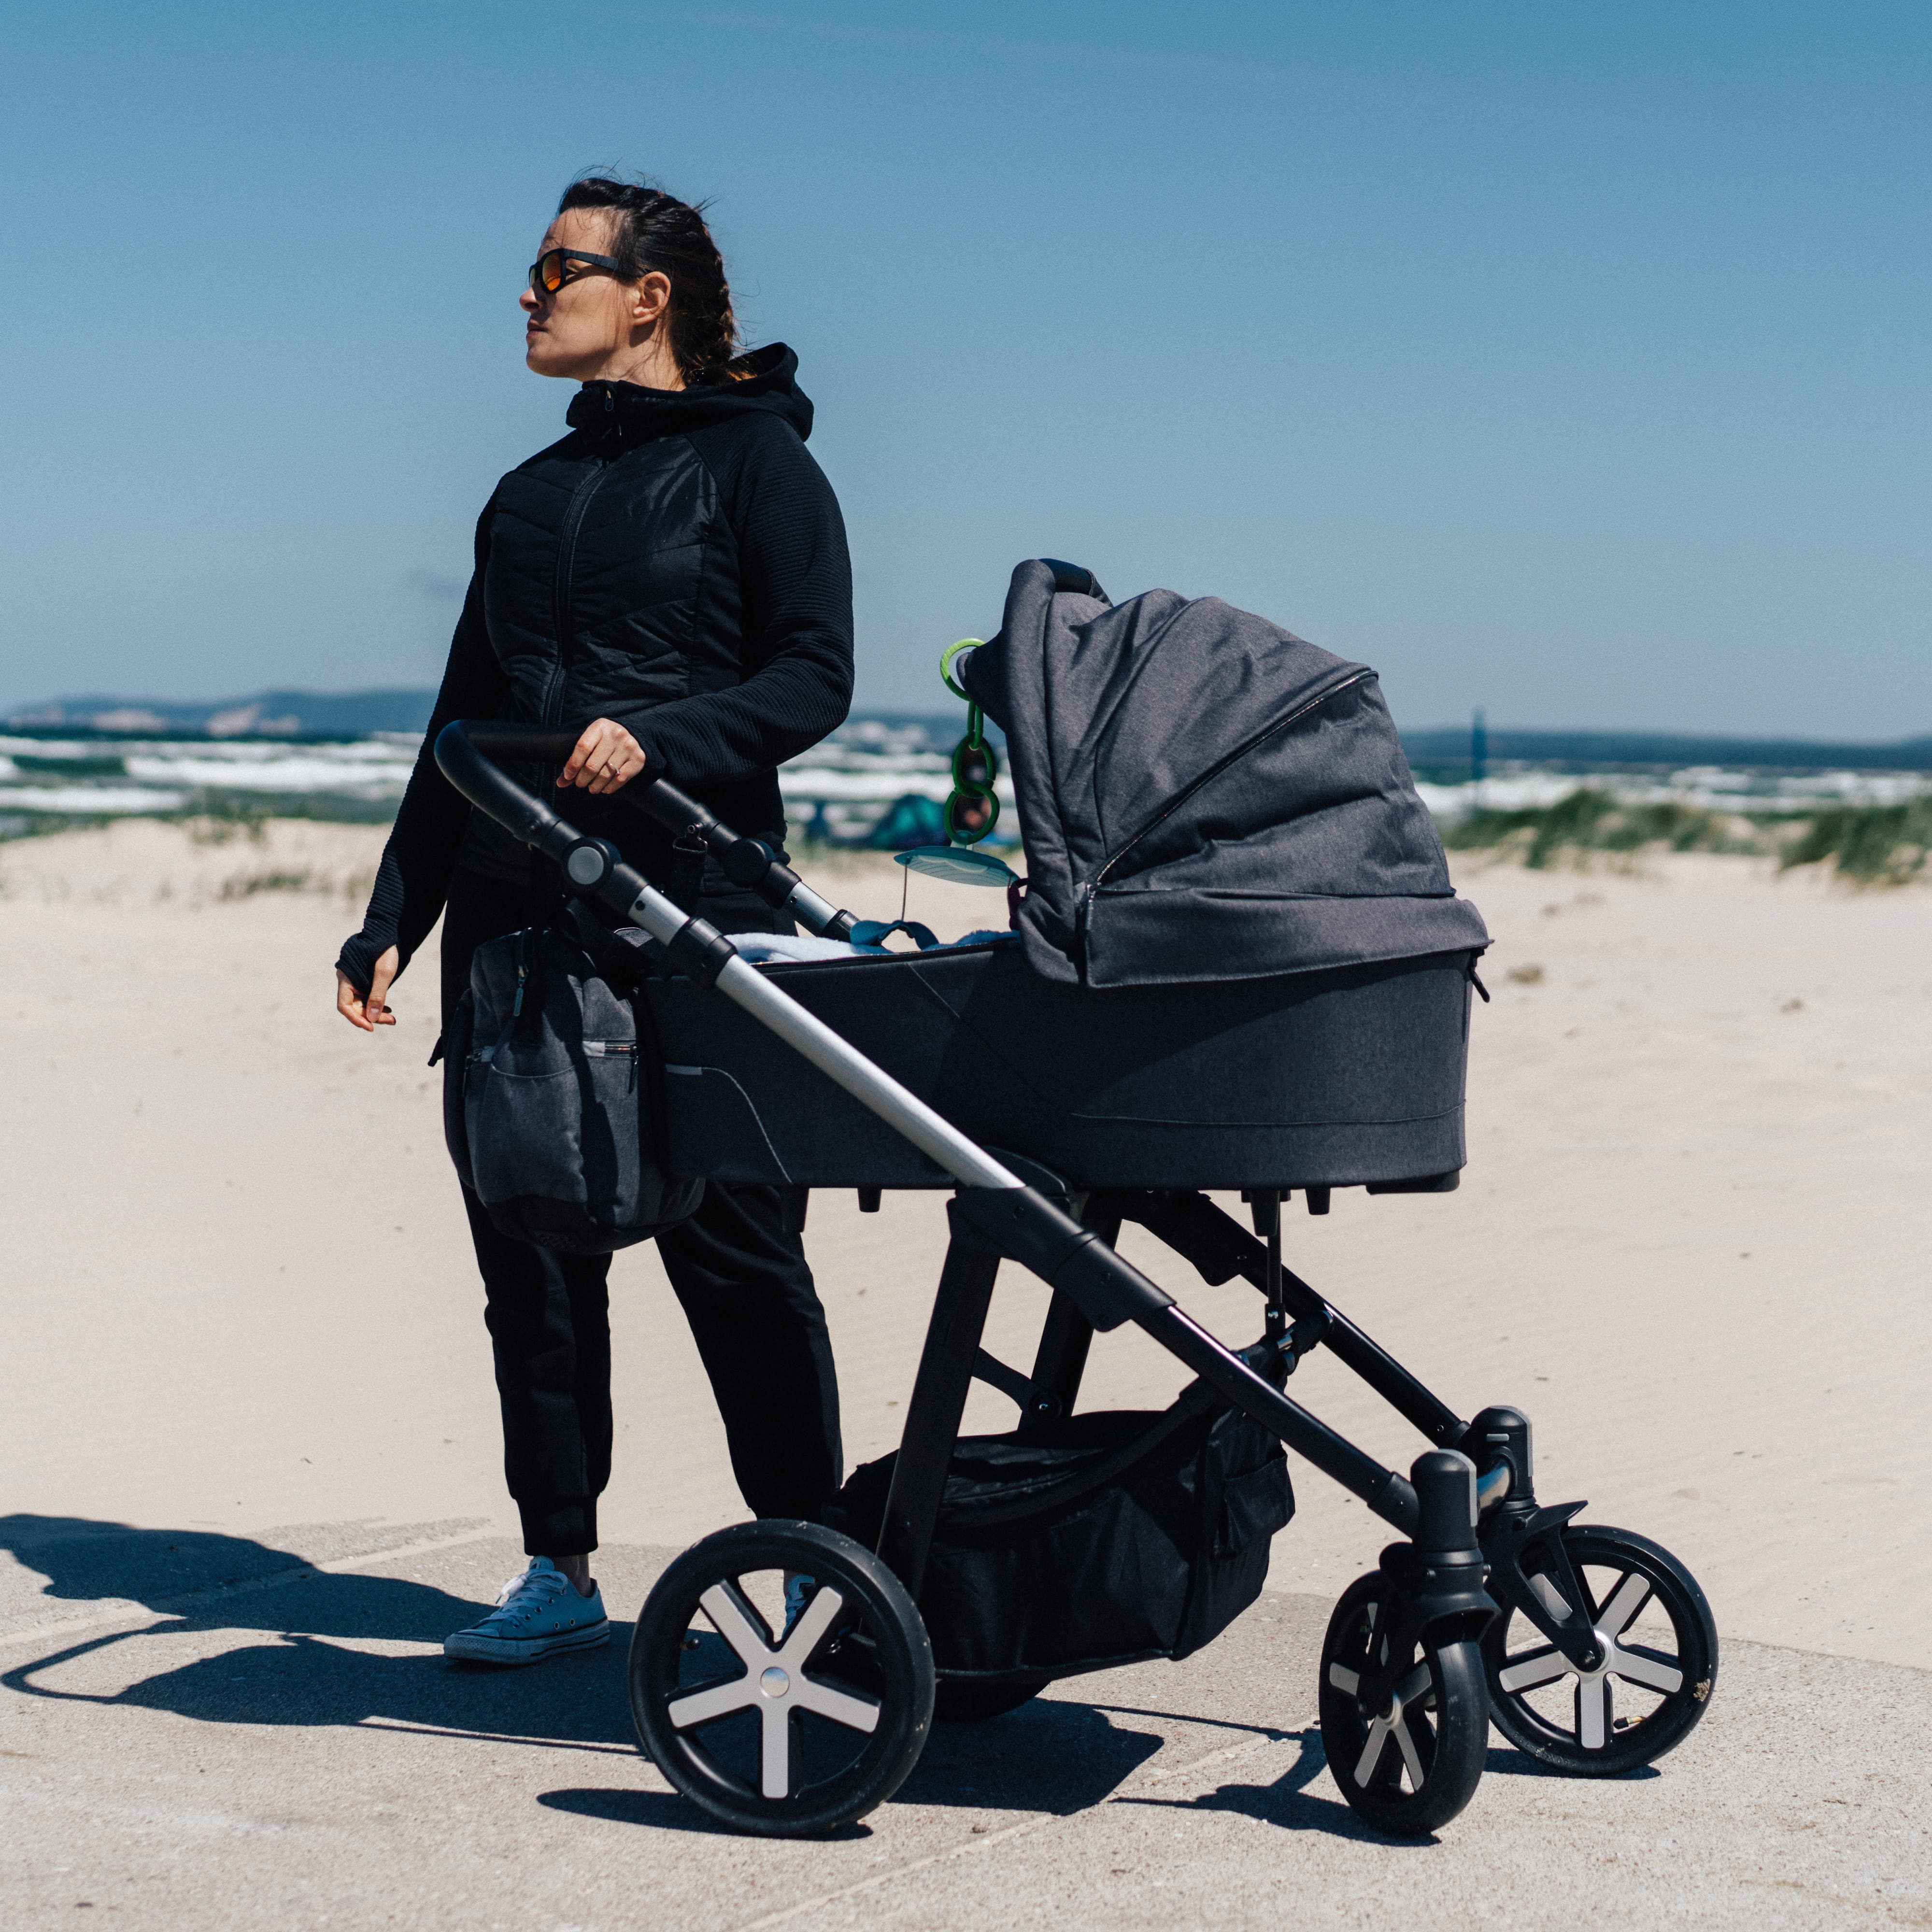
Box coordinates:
[492,1566,572,1614]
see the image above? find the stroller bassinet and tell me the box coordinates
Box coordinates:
[649,554,1486,1194]
[647,940,1477,1192]
[432,556,1717,1842]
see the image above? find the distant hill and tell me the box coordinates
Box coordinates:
[1400,726,1932,774]
[3,688,439,738]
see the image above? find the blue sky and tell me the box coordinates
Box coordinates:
[0,1,1925,736]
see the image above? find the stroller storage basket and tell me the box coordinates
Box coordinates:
[645,942,1476,1192]
[829,1402,1294,1681]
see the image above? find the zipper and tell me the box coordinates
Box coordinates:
[543,458,613,725]
[1076,667,1375,966]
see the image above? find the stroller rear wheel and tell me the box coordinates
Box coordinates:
[1319,1572,1489,1836]
[1483,1523,1716,1776]
[629,1520,935,1836]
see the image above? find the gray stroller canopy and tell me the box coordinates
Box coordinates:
[959,559,1490,988]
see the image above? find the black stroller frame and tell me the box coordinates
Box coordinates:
[438,719,1718,1841]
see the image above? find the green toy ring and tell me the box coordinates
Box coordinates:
[940,638,984,701]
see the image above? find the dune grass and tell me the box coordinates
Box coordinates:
[1442,789,1761,868]
[1777,798,1932,884]
[1444,787,1931,884]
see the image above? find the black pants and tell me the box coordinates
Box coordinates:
[441,867,843,1556]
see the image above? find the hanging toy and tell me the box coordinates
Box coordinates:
[893,639,1019,890]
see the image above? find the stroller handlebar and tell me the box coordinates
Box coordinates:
[432,719,859,940]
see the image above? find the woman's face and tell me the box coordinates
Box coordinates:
[521,208,670,381]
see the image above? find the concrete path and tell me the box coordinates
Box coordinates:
[3,1525,1926,1931]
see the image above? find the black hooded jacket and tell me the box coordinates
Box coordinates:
[337,345,852,993]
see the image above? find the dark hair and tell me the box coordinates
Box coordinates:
[557,175,742,382]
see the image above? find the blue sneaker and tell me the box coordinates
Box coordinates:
[444,1557,611,1665]
[784,1572,817,1636]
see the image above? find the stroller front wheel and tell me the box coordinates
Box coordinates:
[630,1520,935,1836]
[1482,1523,1717,1776]
[1319,1572,1489,1836]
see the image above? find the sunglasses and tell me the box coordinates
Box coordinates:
[527,247,630,298]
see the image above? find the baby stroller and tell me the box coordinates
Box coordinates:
[436,558,1717,1839]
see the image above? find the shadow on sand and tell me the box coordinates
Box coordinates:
[0,1513,637,1754]
[2,1516,1177,1823]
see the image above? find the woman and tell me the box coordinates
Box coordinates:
[335,176,851,1663]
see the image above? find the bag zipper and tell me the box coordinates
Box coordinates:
[1075,667,1374,966]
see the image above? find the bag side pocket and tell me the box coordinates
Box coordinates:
[466,1053,588,1208]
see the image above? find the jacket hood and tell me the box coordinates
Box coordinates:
[567,343,813,444]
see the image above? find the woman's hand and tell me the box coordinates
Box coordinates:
[559,718,647,795]
[336,947,400,1031]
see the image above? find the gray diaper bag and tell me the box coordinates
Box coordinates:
[441,915,703,1253]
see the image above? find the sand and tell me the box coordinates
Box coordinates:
[2,818,1928,1670]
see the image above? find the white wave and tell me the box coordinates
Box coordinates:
[1416,775,1587,817]
[0,737,107,761]
[0,786,189,814]
[122,754,412,796]
[779,767,1015,804]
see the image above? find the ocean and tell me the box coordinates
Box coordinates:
[3,717,1926,847]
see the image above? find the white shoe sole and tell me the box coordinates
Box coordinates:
[444,1617,611,1665]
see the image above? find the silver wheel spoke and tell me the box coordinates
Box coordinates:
[1499,1644,1572,1694]
[1577,1673,1610,1749]
[1611,1642,1683,1695]
[761,1702,792,1800]
[1597,1570,1652,1642]
[1393,1712,1426,1792]
[1530,1571,1573,1619]
[1354,1718,1394,1787]
[794,1676,881,1733]
[777,1584,845,1663]
[1328,1663,1360,1696]
[1395,1663,1432,1709]
[700,1581,774,1669]
[667,1675,759,1731]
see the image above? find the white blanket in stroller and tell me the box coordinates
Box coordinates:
[732,930,1018,966]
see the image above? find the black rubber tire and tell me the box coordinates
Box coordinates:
[932,1674,1052,1723]
[630,1520,934,1837]
[1318,1572,1490,1836]
[1484,1523,1717,1777]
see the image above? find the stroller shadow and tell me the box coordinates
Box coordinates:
[1110,1724,1403,1842]
[908,1693,1163,1811]
[0,1514,636,1755]
[1119,1728,1663,1844]
[541,1690,1168,1835]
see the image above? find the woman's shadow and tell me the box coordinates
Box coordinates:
[0,1513,637,1753]
[2,1515,1253,1831]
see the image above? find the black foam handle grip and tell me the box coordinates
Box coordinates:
[434,721,571,854]
[441,720,697,834]
[436,719,853,932]
[456,722,584,764]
